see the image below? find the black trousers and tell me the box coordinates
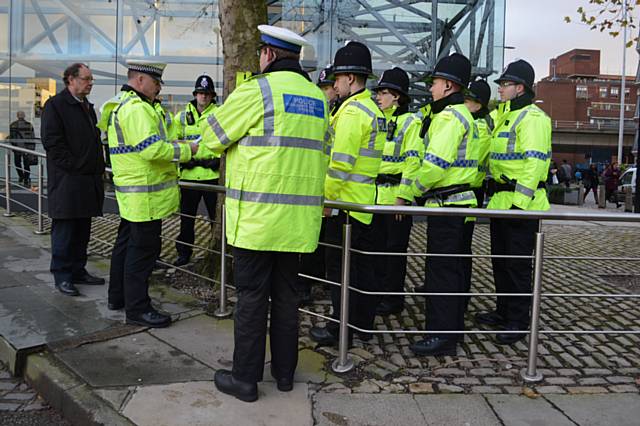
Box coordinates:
[231,247,299,384]
[14,153,30,181]
[298,220,326,294]
[490,218,539,328]
[424,215,468,341]
[175,179,218,257]
[326,212,383,335]
[374,214,413,308]
[50,218,92,284]
[461,220,475,330]
[109,219,162,316]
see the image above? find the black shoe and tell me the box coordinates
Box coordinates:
[173,255,190,267]
[270,366,294,392]
[72,272,105,286]
[475,311,505,327]
[126,310,172,328]
[496,325,527,345]
[55,281,79,297]
[214,369,258,402]
[108,301,124,311]
[410,337,457,356]
[309,326,339,346]
[376,300,403,316]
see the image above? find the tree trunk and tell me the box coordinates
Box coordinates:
[201,1,267,306]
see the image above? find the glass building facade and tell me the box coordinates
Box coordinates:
[0,0,505,139]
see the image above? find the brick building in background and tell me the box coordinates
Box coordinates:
[536,48,637,166]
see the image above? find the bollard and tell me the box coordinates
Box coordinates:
[3,151,14,217]
[34,159,47,234]
[521,232,545,383]
[214,205,232,318]
[624,186,633,212]
[597,184,606,208]
[332,222,355,374]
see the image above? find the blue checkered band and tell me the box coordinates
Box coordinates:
[424,153,451,169]
[404,150,420,158]
[261,34,301,53]
[490,152,524,161]
[185,135,200,140]
[109,134,161,155]
[451,159,478,168]
[524,150,549,160]
[382,155,405,163]
[478,165,489,173]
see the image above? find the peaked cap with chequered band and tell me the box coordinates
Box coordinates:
[126,60,166,84]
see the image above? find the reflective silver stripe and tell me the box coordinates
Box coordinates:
[226,188,323,206]
[112,96,134,147]
[415,179,429,193]
[239,135,323,152]
[115,179,177,193]
[359,148,382,158]
[393,116,415,156]
[171,142,181,163]
[180,111,186,127]
[207,114,232,145]
[257,77,275,134]
[515,183,535,198]
[351,101,378,149]
[423,132,430,150]
[443,190,476,204]
[157,118,167,141]
[400,178,413,186]
[166,112,172,126]
[449,108,471,161]
[324,144,332,155]
[332,152,356,165]
[507,109,529,153]
[327,168,375,184]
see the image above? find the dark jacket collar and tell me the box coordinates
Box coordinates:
[508,92,534,112]
[430,92,465,114]
[262,58,311,81]
[121,84,152,104]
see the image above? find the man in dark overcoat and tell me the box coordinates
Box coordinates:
[41,63,105,296]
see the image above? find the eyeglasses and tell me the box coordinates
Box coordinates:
[498,81,517,88]
[77,76,95,82]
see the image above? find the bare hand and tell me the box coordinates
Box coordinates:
[189,143,199,155]
[323,207,332,217]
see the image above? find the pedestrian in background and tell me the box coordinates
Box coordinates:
[583,164,599,203]
[8,111,36,187]
[603,162,621,208]
[41,63,105,297]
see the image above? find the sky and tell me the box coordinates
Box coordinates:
[503,0,638,80]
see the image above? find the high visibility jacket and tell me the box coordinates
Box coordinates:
[200,70,329,253]
[175,101,220,181]
[98,89,192,222]
[400,102,479,208]
[325,89,386,224]
[488,101,552,211]
[376,107,423,205]
[471,117,492,189]
[154,101,178,141]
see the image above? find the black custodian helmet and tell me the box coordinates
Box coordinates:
[429,53,471,87]
[317,65,335,87]
[374,67,410,98]
[495,59,535,94]
[332,41,374,77]
[466,79,491,107]
[193,74,216,96]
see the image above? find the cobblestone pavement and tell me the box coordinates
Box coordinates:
[0,362,68,425]
[16,211,640,396]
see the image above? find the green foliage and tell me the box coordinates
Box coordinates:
[565,0,640,46]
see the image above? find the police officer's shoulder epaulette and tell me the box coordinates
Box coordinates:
[526,105,546,117]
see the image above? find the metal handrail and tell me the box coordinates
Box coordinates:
[2,143,639,384]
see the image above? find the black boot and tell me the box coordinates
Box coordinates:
[214,369,258,402]
[475,311,506,327]
[409,337,457,356]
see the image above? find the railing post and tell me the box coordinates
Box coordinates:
[34,158,47,234]
[214,204,232,318]
[521,231,545,383]
[3,151,14,217]
[332,222,355,374]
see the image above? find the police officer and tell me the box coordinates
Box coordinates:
[173,75,220,267]
[397,53,480,356]
[372,67,423,316]
[461,79,493,311]
[99,61,197,328]
[309,41,387,346]
[475,60,551,345]
[201,25,329,402]
[317,64,338,106]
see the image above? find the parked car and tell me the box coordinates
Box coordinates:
[617,167,637,203]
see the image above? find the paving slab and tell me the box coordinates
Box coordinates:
[94,388,132,411]
[485,394,575,426]
[55,331,214,387]
[121,380,311,426]
[312,393,425,426]
[413,394,500,425]
[545,394,640,426]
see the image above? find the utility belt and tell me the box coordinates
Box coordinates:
[489,178,546,196]
[376,173,402,186]
[180,158,220,171]
[416,183,471,206]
